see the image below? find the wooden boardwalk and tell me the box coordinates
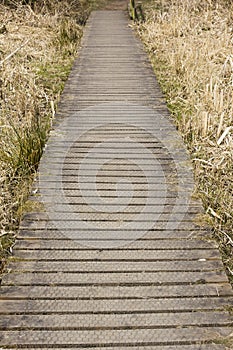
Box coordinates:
[0,10,232,349]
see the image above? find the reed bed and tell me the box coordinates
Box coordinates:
[137,0,233,282]
[0,0,88,266]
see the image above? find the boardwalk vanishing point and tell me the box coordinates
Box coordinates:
[0,10,232,349]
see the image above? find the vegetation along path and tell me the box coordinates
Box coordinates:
[0,9,232,349]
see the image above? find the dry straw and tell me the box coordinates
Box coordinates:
[137,0,233,282]
[0,0,85,265]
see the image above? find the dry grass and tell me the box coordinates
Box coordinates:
[0,0,120,267]
[136,0,233,283]
[0,0,90,266]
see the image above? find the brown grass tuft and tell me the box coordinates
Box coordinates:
[136,0,233,284]
[0,0,89,266]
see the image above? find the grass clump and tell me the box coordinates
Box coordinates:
[0,0,92,269]
[136,0,233,283]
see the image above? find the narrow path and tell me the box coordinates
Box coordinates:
[0,11,232,349]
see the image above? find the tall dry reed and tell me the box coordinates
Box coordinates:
[137,0,233,282]
[0,0,85,265]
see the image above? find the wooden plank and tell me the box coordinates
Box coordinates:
[2,270,228,286]
[0,327,232,346]
[1,285,232,299]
